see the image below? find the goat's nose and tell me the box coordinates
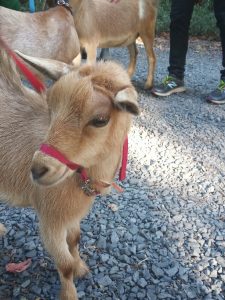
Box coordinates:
[31,166,49,180]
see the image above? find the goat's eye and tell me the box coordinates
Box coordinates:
[89,116,110,127]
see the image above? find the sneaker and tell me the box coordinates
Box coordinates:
[152,75,186,96]
[206,79,225,104]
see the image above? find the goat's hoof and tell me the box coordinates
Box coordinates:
[144,82,153,90]
[0,223,7,236]
[74,259,89,278]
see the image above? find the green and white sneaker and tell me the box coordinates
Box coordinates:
[207,79,225,104]
[152,75,186,97]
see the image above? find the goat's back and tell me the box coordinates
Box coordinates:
[0,50,49,205]
[0,6,80,63]
[73,0,158,47]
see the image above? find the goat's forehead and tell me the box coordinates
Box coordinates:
[84,89,112,115]
[50,75,113,117]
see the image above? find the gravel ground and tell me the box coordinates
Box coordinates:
[1,38,225,300]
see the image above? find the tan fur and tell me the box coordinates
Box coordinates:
[0,6,80,63]
[0,49,139,300]
[71,0,158,88]
[0,223,6,236]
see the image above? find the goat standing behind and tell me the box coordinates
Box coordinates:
[0,48,139,300]
[71,0,158,89]
[0,6,80,63]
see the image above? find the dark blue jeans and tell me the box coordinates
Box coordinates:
[168,0,225,80]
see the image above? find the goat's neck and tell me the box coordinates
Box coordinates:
[70,0,90,14]
[70,0,95,22]
[88,145,123,186]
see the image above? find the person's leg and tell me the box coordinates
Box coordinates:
[214,0,225,80]
[168,0,195,80]
[152,0,195,96]
[207,0,225,104]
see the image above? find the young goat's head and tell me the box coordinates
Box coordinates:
[17,52,139,186]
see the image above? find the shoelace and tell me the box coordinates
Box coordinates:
[218,80,225,91]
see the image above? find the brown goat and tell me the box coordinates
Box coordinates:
[0,5,80,63]
[0,48,139,300]
[71,0,158,88]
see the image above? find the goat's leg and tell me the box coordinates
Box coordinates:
[67,227,89,278]
[85,43,98,65]
[40,225,78,300]
[127,42,138,78]
[140,24,156,89]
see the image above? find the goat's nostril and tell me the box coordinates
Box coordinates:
[31,166,49,180]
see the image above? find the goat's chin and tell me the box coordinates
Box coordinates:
[31,168,71,187]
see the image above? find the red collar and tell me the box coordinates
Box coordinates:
[40,138,128,196]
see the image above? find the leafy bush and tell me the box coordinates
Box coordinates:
[20,0,45,11]
[157,0,218,39]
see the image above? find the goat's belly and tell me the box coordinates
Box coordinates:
[99,34,138,48]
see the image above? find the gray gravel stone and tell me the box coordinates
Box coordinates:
[216,256,225,267]
[96,236,107,249]
[97,275,113,287]
[21,279,31,288]
[13,287,20,297]
[152,265,164,277]
[111,231,119,244]
[100,253,109,262]
[137,277,148,288]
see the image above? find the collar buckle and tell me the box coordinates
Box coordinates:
[81,179,99,196]
[56,0,73,14]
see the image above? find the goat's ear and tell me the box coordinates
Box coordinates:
[114,87,139,115]
[15,50,74,80]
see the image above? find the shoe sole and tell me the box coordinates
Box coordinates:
[152,86,186,97]
[207,98,225,105]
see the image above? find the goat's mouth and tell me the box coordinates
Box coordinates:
[30,163,70,186]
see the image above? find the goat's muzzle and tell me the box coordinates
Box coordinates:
[30,150,71,186]
[31,165,49,180]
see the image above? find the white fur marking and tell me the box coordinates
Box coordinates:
[139,0,145,19]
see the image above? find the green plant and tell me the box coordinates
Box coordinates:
[20,0,45,11]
